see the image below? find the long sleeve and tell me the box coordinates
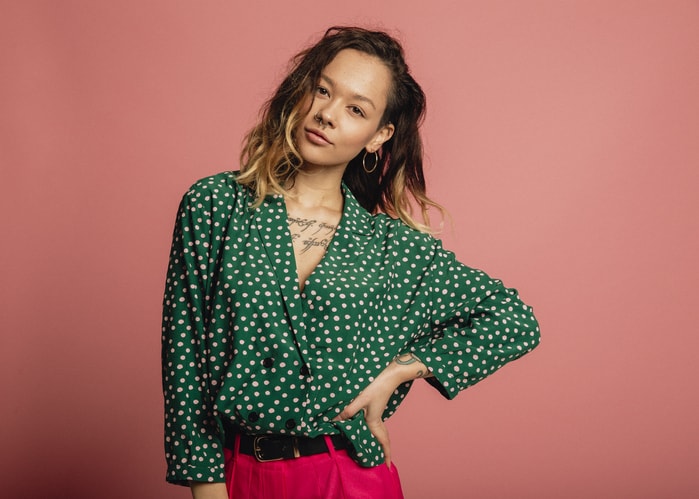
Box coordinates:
[407,242,540,399]
[161,187,227,485]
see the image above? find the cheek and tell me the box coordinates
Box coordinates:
[346,124,379,149]
[296,96,316,124]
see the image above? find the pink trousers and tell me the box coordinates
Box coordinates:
[223,435,404,499]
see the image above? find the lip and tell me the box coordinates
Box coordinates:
[305,128,333,145]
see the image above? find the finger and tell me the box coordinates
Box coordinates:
[332,403,360,422]
[382,437,392,469]
[366,419,391,468]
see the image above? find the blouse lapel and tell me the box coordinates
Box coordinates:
[252,185,375,350]
[329,183,374,263]
[301,184,375,298]
[253,194,307,340]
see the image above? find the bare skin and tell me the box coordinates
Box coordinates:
[190,482,227,499]
[284,165,344,292]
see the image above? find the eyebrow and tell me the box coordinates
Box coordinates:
[320,73,377,110]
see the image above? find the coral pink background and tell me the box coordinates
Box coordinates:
[2,1,698,498]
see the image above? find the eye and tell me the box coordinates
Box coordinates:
[349,106,365,117]
[316,86,329,97]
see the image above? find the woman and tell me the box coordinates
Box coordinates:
[162,26,540,499]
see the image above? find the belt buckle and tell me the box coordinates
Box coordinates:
[253,435,300,462]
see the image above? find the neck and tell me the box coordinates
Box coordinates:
[286,165,345,210]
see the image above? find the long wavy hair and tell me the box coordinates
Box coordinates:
[237,26,444,231]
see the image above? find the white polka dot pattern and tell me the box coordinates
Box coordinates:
[161,172,540,484]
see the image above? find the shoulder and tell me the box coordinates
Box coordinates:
[372,212,443,259]
[341,183,445,263]
[177,171,254,225]
[183,170,248,202]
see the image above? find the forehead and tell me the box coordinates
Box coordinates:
[321,49,392,111]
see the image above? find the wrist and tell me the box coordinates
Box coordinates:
[190,481,227,499]
[389,352,432,383]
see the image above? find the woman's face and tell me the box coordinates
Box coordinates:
[295,49,395,172]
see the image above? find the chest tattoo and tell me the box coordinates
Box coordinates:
[287,216,338,255]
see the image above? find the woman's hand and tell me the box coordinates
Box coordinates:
[334,353,432,468]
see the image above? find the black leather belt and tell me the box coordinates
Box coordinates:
[224,428,349,462]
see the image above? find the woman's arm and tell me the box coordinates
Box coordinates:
[334,353,432,468]
[335,238,539,467]
[409,240,541,400]
[162,177,236,485]
[190,482,228,499]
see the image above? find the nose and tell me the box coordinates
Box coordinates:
[315,104,336,128]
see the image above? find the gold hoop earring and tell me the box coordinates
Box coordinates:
[362,150,379,173]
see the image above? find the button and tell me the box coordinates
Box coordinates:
[285,418,296,429]
[248,412,259,422]
[300,365,310,376]
[262,357,274,368]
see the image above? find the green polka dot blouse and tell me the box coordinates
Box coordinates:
[161,171,540,484]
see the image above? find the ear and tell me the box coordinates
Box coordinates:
[366,123,395,153]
